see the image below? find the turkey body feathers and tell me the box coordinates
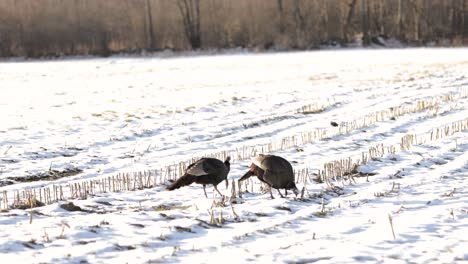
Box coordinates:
[240,154,299,198]
[166,157,230,197]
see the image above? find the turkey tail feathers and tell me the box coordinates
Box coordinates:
[166,174,196,190]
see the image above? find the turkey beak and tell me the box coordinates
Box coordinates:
[293,187,300,197]
[244,170,254,177]
[238,170,254,182]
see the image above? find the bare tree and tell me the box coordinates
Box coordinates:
[293,0,306,33]
[461,0,468,37]
[1,0,468,57]
[176,0,201,49]
[361,0,370,45]
[396,0,403,37]
[277,0,285,34]
[344,0,358,42]
[409,0,422,41]
[451,0,465,38]
[463,0,467,37]
[145,0,154,50]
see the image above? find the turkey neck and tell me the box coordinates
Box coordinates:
[253,165,264,177]
[224,160,230,171]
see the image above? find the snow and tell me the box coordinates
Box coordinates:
[0,48,468,263]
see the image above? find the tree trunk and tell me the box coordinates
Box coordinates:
[463,0,466,37]
[413,0,420,41]
[277,0,285,34]
[176,0,201,49]
[74,0,81,53]
[145,0,154,50]
[361,0,370,45]
[379,1,384,34]
[344,0,358,42]
[396,0,403,38]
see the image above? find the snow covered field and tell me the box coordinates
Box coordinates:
[0,48,467,263]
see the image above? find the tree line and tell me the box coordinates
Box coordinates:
[0,0,466,58]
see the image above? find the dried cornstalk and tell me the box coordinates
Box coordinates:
[388,213,396,239]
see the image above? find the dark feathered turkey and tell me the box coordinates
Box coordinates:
[166,157,230,197]
[239,154,299,199]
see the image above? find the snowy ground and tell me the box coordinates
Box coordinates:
[0,48,467,263]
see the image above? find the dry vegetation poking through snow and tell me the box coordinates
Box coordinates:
[0,48,468,263]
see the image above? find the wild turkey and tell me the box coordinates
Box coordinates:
[239,154,299,199]
[166,157,230,197]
